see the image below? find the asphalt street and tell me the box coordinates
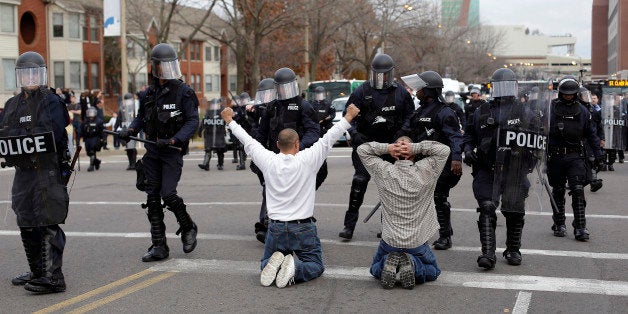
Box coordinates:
[0,142,627,313]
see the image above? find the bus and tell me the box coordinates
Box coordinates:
[306,79,365,102]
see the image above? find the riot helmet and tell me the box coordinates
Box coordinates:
[444,91,456,104]
[557,77,579,95]
[240,92,251,106]
[315,86,325,101]
[86,107,97,119]
[369,54,395,89]
[418,71,444,98]
[578,87,592,104]
[255,78,277,105]
[231,95,241,107]
[150,43,182,80]
[529,86,540,100]
[274,68,299,100]
[490,68,517,98]
[123,92,134,107]
[15,51,47,89]
[209,98,221,110]
[470,88,480,95]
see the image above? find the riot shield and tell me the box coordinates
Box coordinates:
[121,97,137,149]
[601,94,626,150]
[493,98,550,213]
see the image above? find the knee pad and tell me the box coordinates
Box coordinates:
[434,196,450,210]
[144,194,163,213]
[502,211,524,221]
[350,175,369,194]
[163,194,184,209]
[569,185,584,197]
[477,201,496,216]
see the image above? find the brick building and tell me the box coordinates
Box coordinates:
[0,0,235,111]
[591,0,628,79]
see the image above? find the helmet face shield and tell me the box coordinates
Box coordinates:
[445,94,455,104]
[255,89,277,105]
[86,107,97,118]
[151,60,181,79]
[370,70,394,90]
[315,92,325,101]
[579,89,592,103]
[491,81,517,98]
[16,67,47,88]
[276,80,299,100]
[400,74,428,95]
[209,99,221,110]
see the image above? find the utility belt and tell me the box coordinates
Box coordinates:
[269,217,317,224]
[549,146,584,156]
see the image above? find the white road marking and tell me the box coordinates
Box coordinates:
[512,291,532,314]
[149,258,628,296]
[0,200,625,220]
[0,230,626,260]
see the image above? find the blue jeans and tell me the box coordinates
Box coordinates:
[370,240,441,284]
[260,220,324,283]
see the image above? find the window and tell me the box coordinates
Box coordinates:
[54,61,65,88]
[213,46,220,61]
[69,62,81,89]
[195,74,201,90]
[229,75,236,91]
[90,15,99,42]
[127,41,135,59]
[83,62,88,88]
[2,59,16,91]
[53,13,63,37]
[82,15,87,40]
[191,42,201,61]
[0,4,15,33]
[190,75,195,91]
[213,75,220,92]
[68,14,80,38]
[205,74,212,91]
[205,46,212,61]
[90,63,99,89]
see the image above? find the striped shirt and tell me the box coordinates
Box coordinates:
[358,141,450,248]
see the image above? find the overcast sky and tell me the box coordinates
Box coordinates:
[479,0,593,58]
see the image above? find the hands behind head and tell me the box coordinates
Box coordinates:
[221,107,234,123]
[387,139,413,160]
[344,104,360,123]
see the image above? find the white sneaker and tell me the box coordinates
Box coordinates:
[275,254,295,288]
[260,252,284,286]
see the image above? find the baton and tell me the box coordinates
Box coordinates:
[104,130,182,151]
[63,145,82,186]
[363,201,382,223]
[535,164,559,213]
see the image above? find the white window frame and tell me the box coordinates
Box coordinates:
[0,3,16,33]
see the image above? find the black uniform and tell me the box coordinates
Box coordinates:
[129,78,199,261]
[584,102,604,191]
[401,97,463,248]
[464,98,486,128]
[197,108,227,170]
[1,87,70,293]
[547,95,601,241]
[339,81,414,238]
[310,96,336,188]
[232,105,252,170]
[81,114,104,171]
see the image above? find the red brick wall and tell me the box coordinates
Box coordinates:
[619,1,628,74]
[83,13,102,91]
[18,0,48,61]
[591,0,609,76]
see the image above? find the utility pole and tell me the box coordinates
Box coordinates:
[120,0,128,95]
[304,18,310,87]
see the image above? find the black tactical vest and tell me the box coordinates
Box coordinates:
[357,83,401,142]
[551,99,583,146]
[267,99,304,139]
[143,80,185,139]
[408,100,449,144]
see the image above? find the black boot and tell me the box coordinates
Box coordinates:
[126,149,137,170]
[142,197,170,262]
[87,155,95,172]
[503,213,524,266]
[165,195,198,253]
[94,155,101,170]
[236,150,246,170]
[198,151,210,171]
[477,202,497,270]
[571,186,589,241]
[24,226,66,293]
[433,197,453,250]
[12,228,43,286]
[551,187,567,237]
[339,179,366,240]
[217,152,224,170]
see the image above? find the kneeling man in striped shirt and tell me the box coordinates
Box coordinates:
[358,137,450,289]
[221,104,360,288]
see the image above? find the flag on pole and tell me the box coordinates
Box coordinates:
[103,0,121,37]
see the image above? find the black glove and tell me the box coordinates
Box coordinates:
[463,150,477,166]
[156,139,171,149]
[118,128,134,142]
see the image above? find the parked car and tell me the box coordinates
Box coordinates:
[330,96,351,146]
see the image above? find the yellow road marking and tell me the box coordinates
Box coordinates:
[33,269,154,314]
[66,272,175,314]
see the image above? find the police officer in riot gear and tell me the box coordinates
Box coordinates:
[1,51,70,293]
[231,92,252,170]
[443,90,466,128]
[198,98,227,170]
[463,68,540,269]
[578,87,604,192]
[338,54,415,240]
[547,78,601,241]
[254,69,320,242]
[116,93,138,170]
[311,86,336,134]
[82,107,104,172]
[464,88,486,128]
[119,43,199,261]
[400,72,463,250]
